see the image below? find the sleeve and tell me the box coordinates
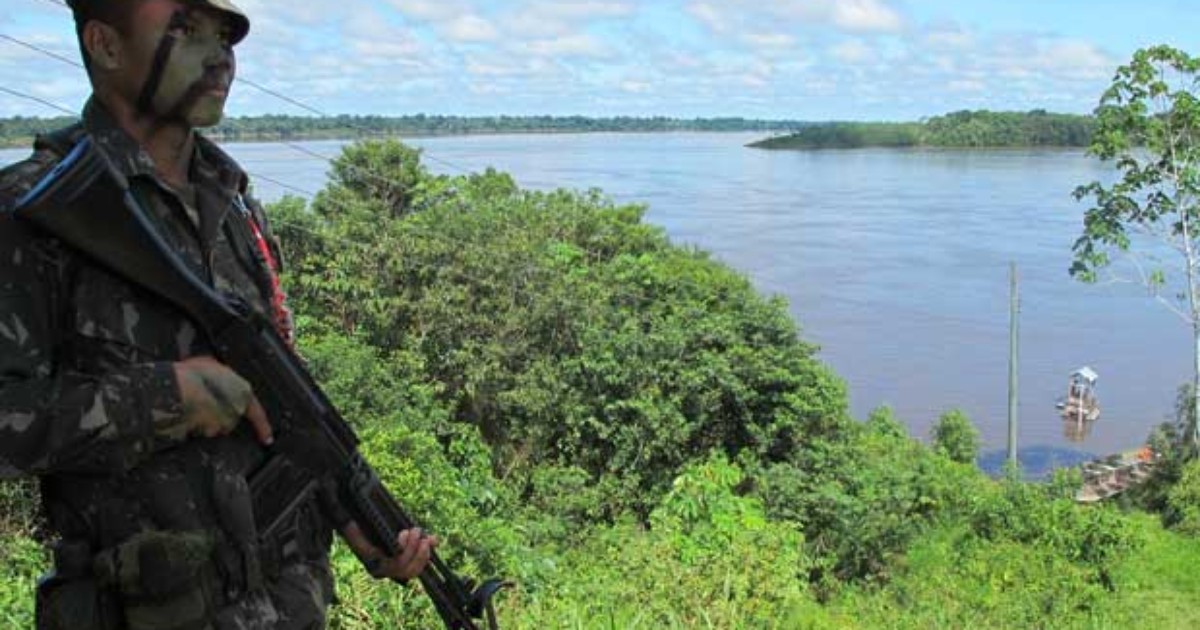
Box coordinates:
[0,181,186,479]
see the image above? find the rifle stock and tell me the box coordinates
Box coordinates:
[14,136,505,630]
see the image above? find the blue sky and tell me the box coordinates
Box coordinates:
[1,0,1193,120]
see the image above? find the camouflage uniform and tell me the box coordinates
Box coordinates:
[0,100,340,629]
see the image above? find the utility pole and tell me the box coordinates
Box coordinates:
[1008,263,1020,468]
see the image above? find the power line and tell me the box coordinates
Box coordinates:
[0,33,82,68]
[0,86,77,116]
[5,12,478,176]
[1,27,475,192]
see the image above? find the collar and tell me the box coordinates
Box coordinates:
[81,97,249,197]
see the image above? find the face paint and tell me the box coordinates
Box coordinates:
[136,10,187,113]
[135,7,236,128]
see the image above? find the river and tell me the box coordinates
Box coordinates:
[2,132,1186,459]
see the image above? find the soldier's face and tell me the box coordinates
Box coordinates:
[120,0,237,127]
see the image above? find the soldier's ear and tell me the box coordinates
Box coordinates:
[82,20,124,72]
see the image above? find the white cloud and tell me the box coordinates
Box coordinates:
[829,0,904,33]
[743,32,798,50]
[446,15,500,42]
[831,39,874,64]
[385,0,473,22]
[523,34,612,59]
[685,0,905,36]
[922,21,974,50]
[685,3,727,34]
[1036,41,1114,80]
[948,79,986,93]
[620,80,653,94]
[351,38,423,61]
[522,1,635,21]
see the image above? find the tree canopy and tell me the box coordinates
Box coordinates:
[748,109,1096,149]
[1071,45,1200,447]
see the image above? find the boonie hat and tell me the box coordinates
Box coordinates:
[67,0,251,45]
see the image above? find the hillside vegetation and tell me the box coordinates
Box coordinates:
[749,109,1096,150]
[3,139,1200,628]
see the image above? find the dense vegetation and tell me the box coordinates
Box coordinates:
[0,115,806,148]
[3,138,1200,628]
[749,109,1096,149]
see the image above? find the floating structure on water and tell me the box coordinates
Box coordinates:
[1058,366,1100,424]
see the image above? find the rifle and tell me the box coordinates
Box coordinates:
[13,136,506,630]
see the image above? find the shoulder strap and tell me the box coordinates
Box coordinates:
[33,122,87,158]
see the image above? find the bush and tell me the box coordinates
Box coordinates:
[1166,458,1200,536]
[0,534,46,628]
[272,139,850,518]
[931,408,980,464]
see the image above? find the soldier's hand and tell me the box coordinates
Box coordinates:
[341,522,439,582]
[170,356,274,445]
[375,528,439,582]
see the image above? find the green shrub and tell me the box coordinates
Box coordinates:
[0,534,46,628]
[1166,458,1200,536]
[272,139,850,518]
[930,409,980,464]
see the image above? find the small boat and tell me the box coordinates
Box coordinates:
[1060,366,1100,423]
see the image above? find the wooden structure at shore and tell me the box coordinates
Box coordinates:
[1074,447,1156,503]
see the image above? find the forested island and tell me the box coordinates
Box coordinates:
[0,114,805,148]
[748,109,1096,149]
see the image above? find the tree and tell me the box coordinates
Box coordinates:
[931,409,980,464]
[1071,45,1200,449]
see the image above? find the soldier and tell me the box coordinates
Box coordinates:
[0,1,437,628]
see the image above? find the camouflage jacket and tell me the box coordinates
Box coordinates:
[0,100,333,624]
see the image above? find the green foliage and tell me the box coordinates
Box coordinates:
[969,476,1139,583]
[1166,458,1200,535]
[931,408,981,464]
[834,528,1111,628]
[750,122,922,149]
[273,139,850,518]
[923,109,1094,147]
[506,516,813,629]
[865,405,907,439]
[650,452,773,564]
[0,534,46,629]
[1089,513,1200,628]
[1072,45,1200,284]
[749,109,1095,149]
[0,478,40,539]
[1071,45,1200,446]
[757,415,985,588]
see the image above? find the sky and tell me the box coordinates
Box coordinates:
[0,0,1193,121]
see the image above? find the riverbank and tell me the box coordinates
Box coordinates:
[0,114,804,149]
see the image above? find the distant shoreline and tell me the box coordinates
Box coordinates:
[748,110,1096,150]
[1,109,1099,152]
[0,129,783,151]
[0,114,808,150]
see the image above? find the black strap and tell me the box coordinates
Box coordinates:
[34,123,86,158]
